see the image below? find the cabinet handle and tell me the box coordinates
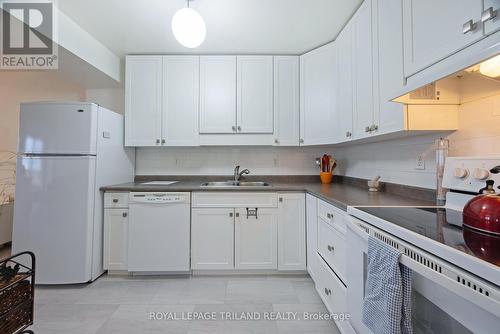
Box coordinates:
[232,126,237,132]
[122,212,128,218]
[235,212,240,218]
[345,131,352,138]
[370,124,378,132]
[156,139,160,144]
[299,138,304,144]
[161,139,166,144]
[462,19,477,34]
[482,7,497,23]
[229,212,233,217]
[279,197,283,202]
[113,199,119,203]
[326,213,334,220]
[237,126,242,132]
[327,245,335,252]
[324,288,332,296]
[365,126,371,133]
[274,139,279,144]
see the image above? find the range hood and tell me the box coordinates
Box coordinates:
[393,53,500,106]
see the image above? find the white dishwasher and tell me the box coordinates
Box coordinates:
[128,192,190,272]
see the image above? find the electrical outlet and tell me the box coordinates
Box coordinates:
[415,155,426,170]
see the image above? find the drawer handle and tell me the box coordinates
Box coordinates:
[326,213,334,220]
[327,245,335,252]
[122,212,128,218]
[324,288,332,296]
[113,199,119,203]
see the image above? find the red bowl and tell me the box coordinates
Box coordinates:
[463,194,500,235]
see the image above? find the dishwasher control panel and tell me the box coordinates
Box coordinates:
[129,192,190,204]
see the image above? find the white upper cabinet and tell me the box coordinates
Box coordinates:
[199,56,237,134]
[335,22,354,142]
[237,56,274,133]
[402,0,484,77]
[484,0,500,35]
[273,56,300,146]
[162,56,200,146]
[372,0,405,135]
[352,0,375,139]
[125,56,163,146]
[300,42,338,146]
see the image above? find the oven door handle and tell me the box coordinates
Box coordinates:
[347,218,500,318]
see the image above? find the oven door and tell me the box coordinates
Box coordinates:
[346,217,500,334]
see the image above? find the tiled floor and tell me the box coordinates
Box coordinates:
[29,274,341,334]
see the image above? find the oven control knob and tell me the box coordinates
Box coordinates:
[454,168,469,179]
[472,168,490,181]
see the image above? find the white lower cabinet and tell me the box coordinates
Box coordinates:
[306,194,319,279]
[103,192,129,271]
[235,208,278,270]
[191,192,305,271]
[278,193,306,271]
[191,208,235,270]
[318,217,347,283]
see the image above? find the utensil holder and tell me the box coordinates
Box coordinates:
[320,172,333,184]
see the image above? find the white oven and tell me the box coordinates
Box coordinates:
[346,217,500,334]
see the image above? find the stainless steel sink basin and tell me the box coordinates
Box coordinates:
[200,181,271,187]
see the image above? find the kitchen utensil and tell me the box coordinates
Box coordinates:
[463,181,500,235]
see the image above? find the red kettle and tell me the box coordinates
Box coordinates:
[463,180,500,235]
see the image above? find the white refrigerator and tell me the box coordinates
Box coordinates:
[12,102,135,284]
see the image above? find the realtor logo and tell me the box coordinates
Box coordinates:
[0,0,58,69]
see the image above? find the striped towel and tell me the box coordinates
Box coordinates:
[362,236,413,334]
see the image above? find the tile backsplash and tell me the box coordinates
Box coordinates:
[136,92,500,190]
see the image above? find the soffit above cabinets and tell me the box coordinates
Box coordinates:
[57,0,362,57]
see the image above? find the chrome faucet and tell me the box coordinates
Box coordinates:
[233,165,250,182]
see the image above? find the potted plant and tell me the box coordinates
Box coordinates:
[0,152,16,246]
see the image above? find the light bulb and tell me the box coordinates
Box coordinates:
[479,54,500,78]
[171,7,206,48]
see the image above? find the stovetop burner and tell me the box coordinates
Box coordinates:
[358,206,500,267]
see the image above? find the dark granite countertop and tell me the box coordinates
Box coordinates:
[101,175,436,211]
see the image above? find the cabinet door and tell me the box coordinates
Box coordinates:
[352,0,374,139]
[277,193,306,271]
[237,56,274,133]
[125,56,163,146]
[162,56,199,146]
[191,208,234,270]
[484,0,500,35]
[103,209,128,271]
[199,56,237,134]
[235,208,278,270]
[273,56,300,146]
[335,22,354,142]
[373,0,405,134]
[300,42,337,145]
[402,0,484,77]
[306,194,318,280]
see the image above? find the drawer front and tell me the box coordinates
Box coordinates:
[192,192,278,208]
[104,192,129,208]
[317,199,347,233]
[316,253,347,315]
[318,218,346,283]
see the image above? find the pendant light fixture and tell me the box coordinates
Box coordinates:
[171,0,206,48]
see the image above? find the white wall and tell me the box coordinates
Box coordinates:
[86,88,125,114]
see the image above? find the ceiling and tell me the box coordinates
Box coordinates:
[57,0,362,57]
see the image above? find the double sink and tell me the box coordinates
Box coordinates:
[200,181,271,188]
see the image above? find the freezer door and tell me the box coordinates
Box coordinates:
[12,156,97,284]
[18,103,98,155]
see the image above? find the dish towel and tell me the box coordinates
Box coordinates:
[362,236,413,334]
